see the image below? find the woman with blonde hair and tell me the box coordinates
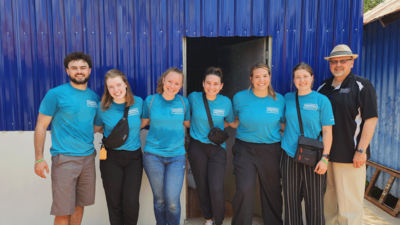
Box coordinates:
[231,63,285,225]
[94,69,144,225]
[141,68,190,225]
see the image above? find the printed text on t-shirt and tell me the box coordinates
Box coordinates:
[303,104,318,111]
[87,100,97,108]
[267,107,279,114]
[128,108,139,116]
[213,109,225,116]
[171,108,184,115]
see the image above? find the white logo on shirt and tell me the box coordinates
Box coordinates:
[267,107,279,114]
[171,108,184,115]
[340,88,350,93]
[87,100,97,108]
[128,108,139,116]
[303,104,318,111]
[213,109,225,116]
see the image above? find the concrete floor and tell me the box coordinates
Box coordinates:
[185,199,400,225]
[185,217,263,225]
[363,199,400,225]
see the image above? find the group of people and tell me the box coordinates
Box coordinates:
[34,44,378,225]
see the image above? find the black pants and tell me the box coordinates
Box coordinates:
[100,148,143,225]
[187,138,227,225]
[232,139,283,225]
[281,150,326,225]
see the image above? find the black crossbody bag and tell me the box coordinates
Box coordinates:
[293,92,324,167]
[100,104,130,160]
[202,93,229,146]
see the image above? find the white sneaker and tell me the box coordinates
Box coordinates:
[204,221,214,225]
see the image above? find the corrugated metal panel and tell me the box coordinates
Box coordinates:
[364,0,400,25]
[362,19,400,198]
[0,0,363,132]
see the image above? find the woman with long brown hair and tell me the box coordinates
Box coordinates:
[231,63,285,225]
[94,69,144,225]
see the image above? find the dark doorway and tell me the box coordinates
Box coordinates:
[185,36,271,218]
[186,37,268,98]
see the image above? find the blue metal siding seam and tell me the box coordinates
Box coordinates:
[218,0,234,37]
[235,0,251,37]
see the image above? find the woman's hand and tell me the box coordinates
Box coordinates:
[94,125,103,134]
[224,121,229,128]
[183,120,191,128]
[227,117,240,129]
[141,118,150,129]
[314,159,328,175]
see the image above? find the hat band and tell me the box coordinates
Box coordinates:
[329,50,354,57]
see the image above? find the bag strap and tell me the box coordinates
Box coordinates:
[295,92,305,136]
[148,95,156,116]
[202,92,214,129]
[103,102,129,146]
[296,92,322,140]
[123,103,129,119]
[177,95,186,114]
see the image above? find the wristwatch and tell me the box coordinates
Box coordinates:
[356,148,365,154]
[322,154,330,159]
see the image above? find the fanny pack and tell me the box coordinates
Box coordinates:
[293,92,323,167]
[202,93,229,146]
[100,104,130,160]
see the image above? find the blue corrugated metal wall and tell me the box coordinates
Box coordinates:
[0,0,363,131]
[362,19,400,198]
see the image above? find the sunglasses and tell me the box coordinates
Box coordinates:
[329,59,352,65]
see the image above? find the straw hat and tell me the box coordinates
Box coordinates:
[324,44,358,60]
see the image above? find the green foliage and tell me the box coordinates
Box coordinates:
[364,0,385,13]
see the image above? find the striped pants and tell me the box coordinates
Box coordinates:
[281,150,327,225]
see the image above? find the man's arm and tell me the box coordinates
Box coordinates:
[353,117,378,168]
[34,113,52,178]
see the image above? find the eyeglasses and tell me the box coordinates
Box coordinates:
[329,59,352,65]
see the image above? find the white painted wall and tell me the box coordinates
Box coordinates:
[0,131,186,225]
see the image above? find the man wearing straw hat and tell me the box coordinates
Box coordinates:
[317,44,378,225]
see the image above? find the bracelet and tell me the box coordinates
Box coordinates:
[321,158,329,165]
[35,159,44,164]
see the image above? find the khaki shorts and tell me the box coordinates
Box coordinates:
[50,151,96,216]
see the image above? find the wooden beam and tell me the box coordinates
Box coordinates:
[380,11,400,27]
[378,176,396,204]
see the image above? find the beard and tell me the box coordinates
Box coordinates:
[332,67,345,77]
[69,74,90,84]
[332,72,344,77]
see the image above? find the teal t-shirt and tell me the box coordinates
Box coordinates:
[188,92,235,149]
[233,89,285,144]
[94,96,143,151]
[38,83,100,156]
[142,94,190,157]
[281,91,335,158]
